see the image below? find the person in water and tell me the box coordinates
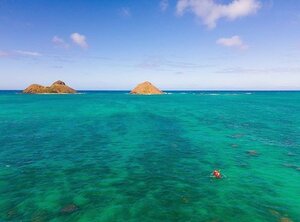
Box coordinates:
[212,170,222,179]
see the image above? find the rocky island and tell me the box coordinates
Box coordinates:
[23,80,76,94]
[130,81,164,95]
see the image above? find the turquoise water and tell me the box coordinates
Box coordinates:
[0,91,299,222]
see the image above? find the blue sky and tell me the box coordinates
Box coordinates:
[0,0,300,90]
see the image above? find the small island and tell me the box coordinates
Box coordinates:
[23,80,76,94]
[130,81,164,95]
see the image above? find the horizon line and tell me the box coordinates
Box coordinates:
[1,89,300,92]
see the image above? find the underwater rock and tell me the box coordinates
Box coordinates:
[6,209,18,219]
[269,209,294,222]
[280,217,293,222]
[246,150,259,156]
[23,80,76,94]
[60,204,79,214]
[181,196,189,203]
[130,81,164,95]
[269,209,280,217]
[31,210,49,222]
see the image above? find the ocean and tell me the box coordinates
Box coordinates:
[0,91,299,222]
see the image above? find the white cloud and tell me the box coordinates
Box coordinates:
[70,33,88,49]
[176,0,261,28]
[160,0,169,11]
[52,36,69,48]
[119,7,131,17]
[138,56,212,71]
[0,50,42,58]
[0,51,10,57]
[216,35,248,49]
[14,50,42,56]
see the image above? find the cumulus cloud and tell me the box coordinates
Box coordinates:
[52,36,69,48]
[160,0,169,11]
[216,35,248,49]
[70,33,88,49]
[176,0,261,28]
[119,7,131,17]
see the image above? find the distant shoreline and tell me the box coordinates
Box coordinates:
[0,90,299,93]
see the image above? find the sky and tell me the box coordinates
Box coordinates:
[1,0,300,90]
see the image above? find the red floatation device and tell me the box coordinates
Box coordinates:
[212,170,222,179]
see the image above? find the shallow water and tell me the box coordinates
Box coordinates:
[0,91,299,222]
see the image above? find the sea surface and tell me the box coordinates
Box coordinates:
[0,91,299,222]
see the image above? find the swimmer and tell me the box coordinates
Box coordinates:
[212,169,222,179]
